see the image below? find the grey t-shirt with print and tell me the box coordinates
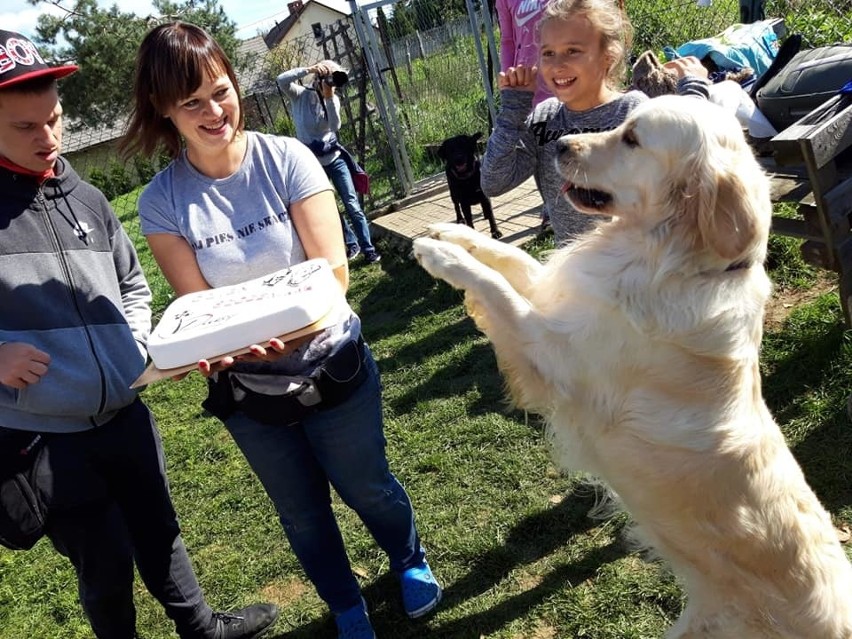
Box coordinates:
[138,131,358,375]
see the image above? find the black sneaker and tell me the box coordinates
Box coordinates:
[211,604,278,639]
[346,245,361,261]
[364,250,381,264]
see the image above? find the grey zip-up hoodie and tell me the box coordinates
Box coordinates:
[0,159,151,433]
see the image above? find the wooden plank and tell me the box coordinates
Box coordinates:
[771,216,822,241]
[759,157,812,202]
[797,216,852,271]
[806,100,852,170]
[771,129,808,166]
[825,175,852,223]
[766,172,812,202]
[837,236,852,269]
[836,238,852,322]
[839,264,852,326]
[798,200,850,237]
[757,155,804,177]
[800,202,841,238]
[772,95,852,169]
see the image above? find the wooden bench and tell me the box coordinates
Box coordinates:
[760,93,852,324]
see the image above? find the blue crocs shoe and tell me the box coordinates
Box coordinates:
[335,599,376,639]
[400,561,442,619]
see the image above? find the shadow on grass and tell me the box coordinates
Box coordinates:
[356,253,465,344]
[271,487,626,638]
[793,413,852,514]
[386,327,514,419]
[761,301,852,513]
[355,256,517,419]
[415,541,624,639]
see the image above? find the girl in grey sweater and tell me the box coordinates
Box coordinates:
[482,0,709,245]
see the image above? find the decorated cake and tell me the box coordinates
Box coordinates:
[147,258,340,370]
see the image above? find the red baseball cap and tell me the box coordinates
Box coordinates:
[0,29,77,90]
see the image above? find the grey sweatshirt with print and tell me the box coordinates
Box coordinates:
[481,78,710,245]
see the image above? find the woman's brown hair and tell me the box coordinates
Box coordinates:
[119,21,244,160]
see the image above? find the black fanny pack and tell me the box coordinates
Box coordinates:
[0,429,48,551]
[307,134,339,158]
[203,337,368,426]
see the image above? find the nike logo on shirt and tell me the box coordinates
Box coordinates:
[514,0,542,27]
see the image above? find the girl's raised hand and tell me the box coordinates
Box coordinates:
[498,64,538,92]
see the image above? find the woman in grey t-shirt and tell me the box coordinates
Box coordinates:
[120,21,441,639]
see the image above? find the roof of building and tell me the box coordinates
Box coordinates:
[239,34,269,60]
[263,0,349,49]
[62,118,128,155]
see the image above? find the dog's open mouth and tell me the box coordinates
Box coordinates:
[451,162,474,179]
[562,182,613,212]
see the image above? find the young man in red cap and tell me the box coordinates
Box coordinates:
[0,29,278,639]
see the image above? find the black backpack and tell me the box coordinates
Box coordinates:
[755,37,852,131]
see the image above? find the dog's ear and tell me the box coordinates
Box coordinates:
[698,169,760,261]
[472,132,483,142]
[675,132,767,261]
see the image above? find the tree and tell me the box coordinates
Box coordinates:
[28,0,242,128]
[416,0,467,30]
[386,3,415,39]
[385,0,467,36]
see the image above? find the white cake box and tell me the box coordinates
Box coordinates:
[147,258,340,370]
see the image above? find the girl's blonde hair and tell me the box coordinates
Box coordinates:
[538,0,634,88]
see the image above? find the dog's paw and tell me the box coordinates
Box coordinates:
[427,222,483,251]
[412,237,478,290]
[412,237,460,274]
[427,222,469,239]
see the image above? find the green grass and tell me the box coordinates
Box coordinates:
[1,226,851,638]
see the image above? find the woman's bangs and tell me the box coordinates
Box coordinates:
[153,38,226,109]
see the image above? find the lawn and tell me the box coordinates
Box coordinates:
[1,227,851,639]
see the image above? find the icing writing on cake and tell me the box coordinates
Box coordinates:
[147,259,338,369]
[161,262,325,337]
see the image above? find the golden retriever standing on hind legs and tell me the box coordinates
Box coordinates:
[413,96,852,639]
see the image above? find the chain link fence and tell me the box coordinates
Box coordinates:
[58,0,852,235]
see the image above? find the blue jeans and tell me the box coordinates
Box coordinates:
[324,157,375,254]
[224,344,424,614]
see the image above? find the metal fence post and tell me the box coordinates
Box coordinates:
[465,0,498,125]
[348,0,415,196]
[479,0,501,123]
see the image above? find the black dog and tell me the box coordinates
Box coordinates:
[437,133,502,239]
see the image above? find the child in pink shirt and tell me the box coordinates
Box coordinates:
[496,0,553,106]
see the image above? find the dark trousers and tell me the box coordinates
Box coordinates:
[33,399,214,639]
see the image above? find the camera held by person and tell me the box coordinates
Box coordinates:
[311,60,348,90]
[321,69,348,87]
